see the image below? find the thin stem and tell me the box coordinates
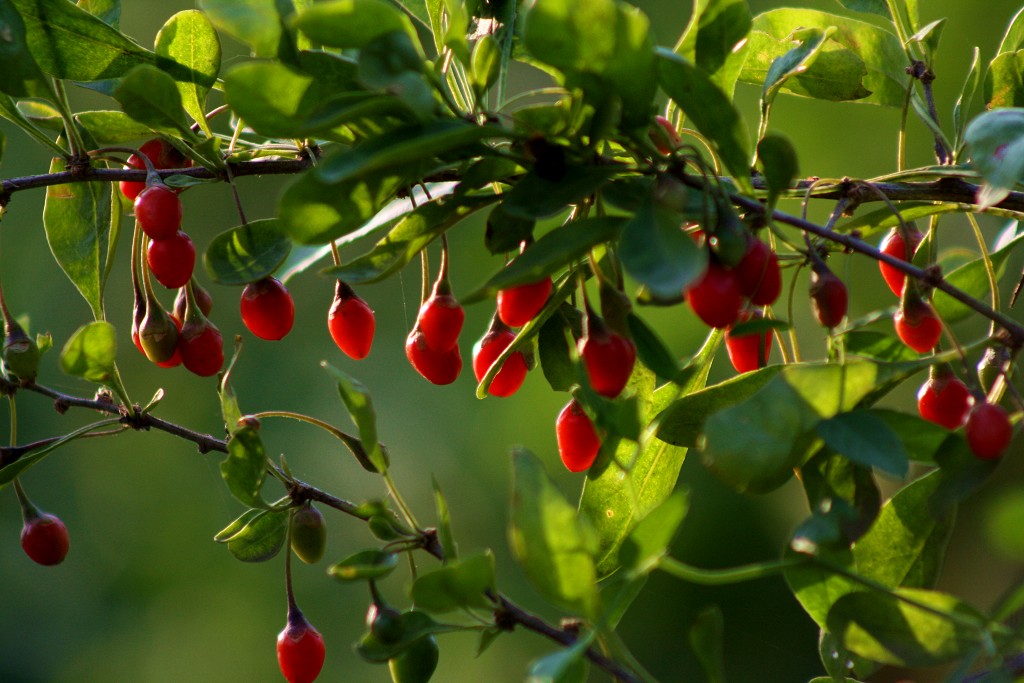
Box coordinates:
[966,212,1000,324]
[52,79,85,160]
[246,410,367,461]
[382,471,420,530]
[659,556,804,585]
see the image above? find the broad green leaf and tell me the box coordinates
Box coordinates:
[819,629,879,682]
[203,219,292,286]
[845,330,921,364]
[815,410,908,477]
[618,490,689,578]
[324,194,497,283]
[293,0,416,49]
[800,450,880,546]
[760,27,835,108]
[785,544,858,629]
[527,639,590,683]
[827,588,986,667]
[0,418,120,488]
[742,31,871,104]
[76,0,118,27]
[835,0,889,19]
[985,50,1024,110]
[225,509,288,562]
[221,426,269,509]
[871,408,950,463]
[11,0,154,81]
[0,94,65,154]
[658,49,753,193]
[74,110,153,143]
[322,362,387,473]
[59,321,116,382]
[432,477,457,561]
[509,448,599,618]
[931,434,999,516]
[356,610,460,662]
[757,133,799,209]
[0,0,55,98]
[674,0,752,82]
[44,155,110,319]
[328,549,399,581]
[501,166,616,219]
[199,0,299,60]
[411,551,496,612]
[964,108,1024,209]
[465,217,625,303]
[113,64,194,138]
[155,10,221,136]
[618,200,706,299]
[933,231,1024,323]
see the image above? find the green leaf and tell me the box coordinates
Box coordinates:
[674,0,752,88]
[933,231,1024,323]
[757,133,799,209]
[0,418,120,488]
[214,508,261,542]
[0,0,55,98]
[328,549,399,581]
[432,476,457,561]
[838,201,961,239]
[465,217,625,303]
[870,408,950,463]
[509,448,599,618]
[527,638,591,683]
[618,491,689,579]
[155,10,221,135]
[199,0,299,60]
[619,200,706,299]
[203,219,292,286]
[501,166,616,219]
[689,606,725,683]
[470,33,500,98]
[964,108,1024,209]
[74,110,153,143]
[538,305,580,392]
[827,588,986,667]
[356,610,460,662]
[835,0,890,19]
[657,49,753,193]
[44,155,110,320]
[626,312,679,381]
[322,362,387,473]
[760,27,835,108]
[76,0,119,27]
[221,426,269,509]
[59,321,116,382]
[218,340,243,435]
[11,0,154,81]
[293,0,416,49]
[985,51,1024,110]
[411,551,496,612]
[953,48,981,149]
[113,64,194,138]
[815,410,908,477]
[225,509,288,562]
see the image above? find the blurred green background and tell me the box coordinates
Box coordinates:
[3,1,1024,682]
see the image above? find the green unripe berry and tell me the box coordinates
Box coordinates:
[388,635,439,683]
[289,503,327,565]
[3,318,40,384]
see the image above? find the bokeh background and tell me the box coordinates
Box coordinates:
[3,1,1024,681]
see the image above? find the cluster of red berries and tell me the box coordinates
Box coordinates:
[879,225,943,354]
[917,367,1014,460]
[686,233,782,330]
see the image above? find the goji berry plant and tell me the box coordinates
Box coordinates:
[4,0,1024,682]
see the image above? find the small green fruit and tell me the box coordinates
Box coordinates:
[289,503,327,565]
[388,636,439,683]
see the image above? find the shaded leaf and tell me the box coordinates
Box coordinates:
[221,426,269,509]
[411,551,495,612]
[757,133,799,209]
[199,0,300,60]
[933,231,1024,323]
[113,64,194,138]
[155,10,221,135]
[689,606,725,683]
[356,610,460,662]
[225,509,288,562]
[0,0,55,98]
[293,0,416,49]
[328,549,399,581]
[619,200,706,299]
[203,219,292,286]
[816,410,908,477]
[59,321,116,383]
[501,166,616,219]
[322,362,387,473]
[618,490,689,578]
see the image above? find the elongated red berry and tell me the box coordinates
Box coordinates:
[809,265,848,329]
[277,609,325,683]
[328,281,375,360]
[406,329,461,385]
[241,277,295,341]
[917,372,973,430]
[418,293,464,352]
[21,512,70,566]
[556,399,601,472]
[685,261,744,329]
[120,139,191,201]
[174,280,213,321]
[497,277,552,328]
[578,321,636,397]
[473,325,528,397]
[879,225,924,296]
[134,185,182,240]
[894,297,942,353]
[735,236,781,306]
[179,318,224,377]
[724,311,771,374]
[650,115,683,155]
[147,232,196,289]
[965,402,1013,460]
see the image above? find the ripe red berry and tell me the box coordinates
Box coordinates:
[685,261,744,329]
[473,326,528,397]
[724,311,771,374]
[879,226,924,296]
[417,292,464,352]
[917,373,973,430]
[178,317,224,377]
[241,277,295,341]
[735,237,781,306]
[497,277,552,328]
[809,265,848,329]
[578,324,636,398]
[21,513,70,566]
[894,297,942,353]
[147,232,196,289]
[327,281,375,360]
[134,185,182,240]
[277,611,326,683]
[120,139,192,200]
[556,399,601,472]
[965,402,1013,460]
[406,329,462,385]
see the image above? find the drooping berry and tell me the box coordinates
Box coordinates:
[119,139,191,201]
[735,236,781,305]
[406,329,461,385]
[134,184,182,240]
[497,277,552,328]
[917,372,973,430]
[289,503,327,565]
[725,310,772,374]
[179,317,224,377]
[472,323,528,397]
[417,292,463,352]
[685,261,744,329]
[139,302,181,366]
[894,297,942,353]
[650,114,683,155]
[388,635,440,683]
[241,277,295,341]
[809,264,848,329]
[328,281,375,360]
[965,402,1013,460]
[277,609,326,683]
[147,231,196,289]
[174,280,213,321]
[578,314,636,397]
[879,225,924,296]
[556,399,601,473]
[21,512,70,566]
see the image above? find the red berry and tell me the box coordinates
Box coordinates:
[147,232,196,289]
[241,277,295,341]
[685,261,744,329]
[556,399,601,472]
[894,298,942,353]
[965,402,1013,460]
[134,185,182,240]
[497,277,552,327]
[578,327,636,397]
[120,139,191,200]
[277,612,325,683]
[650,115,683,155]
[735,237,781,306]
[809,265,848,329]
[406,329,462,385]
[473,327,528,397]
[327,281,375,360]
[724,311,771,374]
[917,373,973,430]
[178,318,224,377]
[174,281,213,322]
[21,513,70,566]
[879,226,924,296]
[417,293,464,352]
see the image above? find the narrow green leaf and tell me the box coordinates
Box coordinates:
[509,448,599,618]
[203,219,292,286]
[674,0,752,81]
[815,410,908,477]
[619,201,706,299]
[689,606,725,683]
[999,6,1024,55]
[59,321,116,382]
[411,551,496,612]
[0,0,56,98]
[155,10,221,135]
[221,426,269,509]
[113,64,194,138]
[761,27,835,107]
[213,508,262,542]
[0,418,120,488]
[226,509,288,562]
[322,362,387,473]
[870,408,950,463]
[293,0,416,49]
[953,47,981,149]
[933,231,1024,323]
[432,476,457,562]
[618,490,689,578]
[328,549,399,581]
[538,305,580,392]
